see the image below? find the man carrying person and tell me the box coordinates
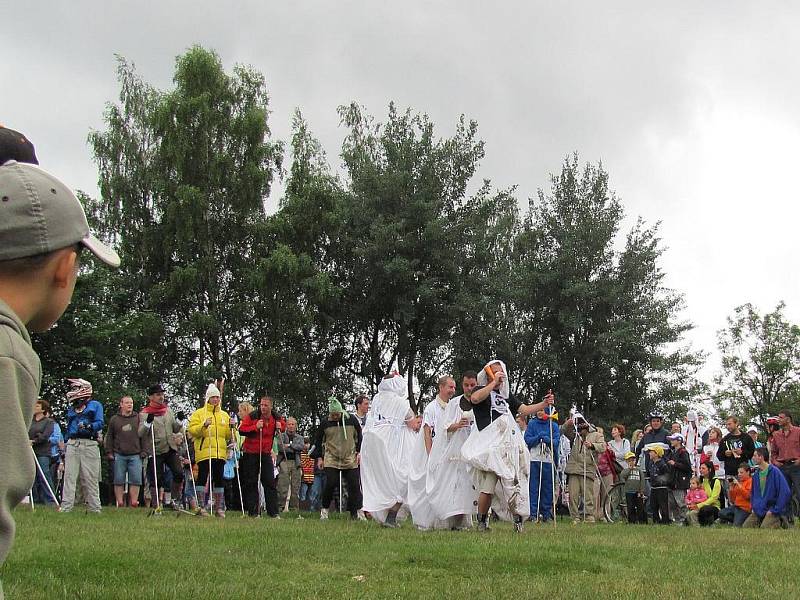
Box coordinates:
[276,417,305,513]
[744,447,792,529]
[60,379,105,513]
[460,360,553,532]
[239,393,286,518]
[28,399,56,505]
[312,397,364,521]
[138,384,184,512]
[770,409,800,519]
[104,396,142,508]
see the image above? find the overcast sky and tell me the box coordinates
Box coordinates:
[5,2,799,386]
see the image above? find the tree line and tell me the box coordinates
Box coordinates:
[31,45,797,431]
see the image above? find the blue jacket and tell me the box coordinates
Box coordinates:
[750,464,792,517]
[65,400,104,441]
[49,422,63,457]
[524,416,560,460]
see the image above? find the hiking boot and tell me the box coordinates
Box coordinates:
[320,508,329,521]
[513,517,524,533]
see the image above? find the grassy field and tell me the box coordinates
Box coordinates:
[2,508,798,599]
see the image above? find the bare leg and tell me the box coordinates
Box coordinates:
[114,485,125,507]
[128,485,140,507]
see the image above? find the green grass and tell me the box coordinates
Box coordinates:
[2,508,799,599]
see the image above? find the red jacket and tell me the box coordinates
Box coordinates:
[239,409,286,455]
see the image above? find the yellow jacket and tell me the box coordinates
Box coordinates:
[188,403,231,461]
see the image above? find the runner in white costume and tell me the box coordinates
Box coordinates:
[460,360,553,532]
[360,373,416,527]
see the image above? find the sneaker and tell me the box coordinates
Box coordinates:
[320,508,329,521]
[353,512,368,522]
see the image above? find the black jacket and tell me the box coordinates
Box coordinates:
[717,431,755,476]
[669,447,692,490]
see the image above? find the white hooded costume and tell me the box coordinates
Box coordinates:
[425,394,478,524]
[681,410,707,476]
[360,374,416,523]
[460,360,531,520]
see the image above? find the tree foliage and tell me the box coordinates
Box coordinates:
[714,302,800,428]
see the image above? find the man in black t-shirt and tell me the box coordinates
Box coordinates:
[463,360,553,532]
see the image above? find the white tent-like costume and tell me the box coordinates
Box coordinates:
[426,394,478,525]
[360,374,416,524]
[460,360,531,520]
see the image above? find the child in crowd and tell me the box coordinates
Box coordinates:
[619,451,646,523]
[647,445,672,524]
[685,477,708,506]
[299,438,315,511]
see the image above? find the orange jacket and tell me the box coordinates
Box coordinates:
[728,477,752,512]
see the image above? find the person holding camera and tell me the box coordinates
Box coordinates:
[719,463,752,527]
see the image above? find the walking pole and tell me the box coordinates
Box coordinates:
[257,425,263,517]
[231,420,245,517]
[536,442,544,522]
[208,405,215,517]
[182,428,199,512]
[339,471,343,514]
[31,448,60,509]
[548,404,557,529]
[149,425,161,516]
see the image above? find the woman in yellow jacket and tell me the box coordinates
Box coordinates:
[188,383,231,517]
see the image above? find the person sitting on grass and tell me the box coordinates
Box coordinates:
[718,463,751,527]
[685,461,721,526]
[619,451,647,524]
[685,477,708,510]
[743,447,792,529]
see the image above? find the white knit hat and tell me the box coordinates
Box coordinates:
[205,383,221,402]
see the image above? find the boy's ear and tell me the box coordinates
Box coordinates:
[52,247,78,288]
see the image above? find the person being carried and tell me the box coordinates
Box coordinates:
[460,360,553,532]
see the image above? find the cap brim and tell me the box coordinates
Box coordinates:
[81,234,120,267]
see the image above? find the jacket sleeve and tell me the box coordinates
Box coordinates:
[49,422,62,446]
[89,402,104,435]
[716,438,728,463]
[674,450,692,474]
[562,421,576,443]
[591,434,606,454]
[290,434,305,453]
[104,417,115,453]
[553,423,560,458]
[311,425,325,459]
[741,435,755,462]
[524,420,538,448]
[187,409,206,440]
[238,414,258,437]
[138,413,150,438]
[771,468,792,515]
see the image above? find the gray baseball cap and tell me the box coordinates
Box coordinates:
[0,160,120,267]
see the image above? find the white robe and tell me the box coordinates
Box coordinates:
[407,397,449,530]
[361,376,415,523]
[426,395,478,521]
[461,360,530,520]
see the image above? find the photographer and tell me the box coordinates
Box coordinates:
[719,463,751,527]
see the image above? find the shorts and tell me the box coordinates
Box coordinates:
[113,453,143,486]
[475,470,498,495]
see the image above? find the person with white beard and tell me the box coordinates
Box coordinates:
[682,410,707,476]
[461,360,553,532]
[360,373,416,528]
[407,376,455,530]
[426,371,480,530]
